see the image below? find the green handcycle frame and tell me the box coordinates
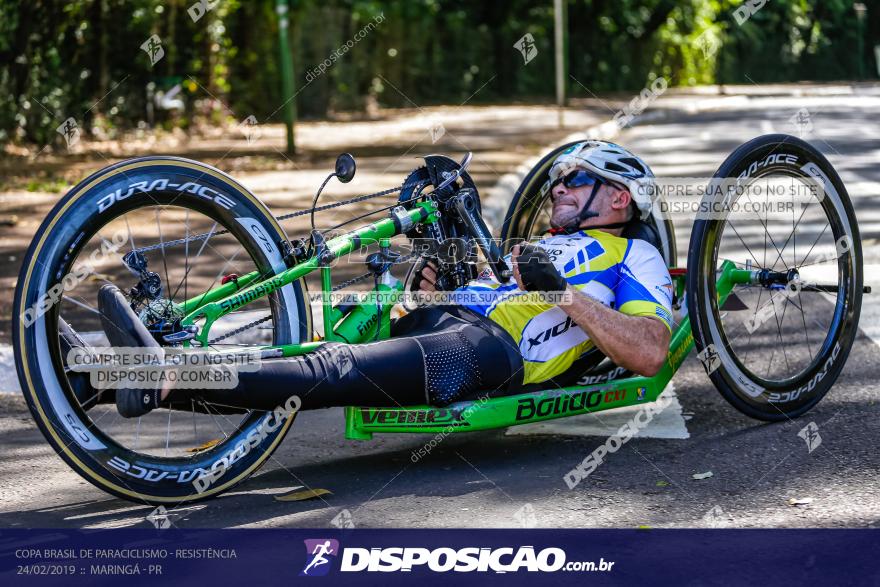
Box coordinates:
[175,199,749,441]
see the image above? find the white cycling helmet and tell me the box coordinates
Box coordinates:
[548,140,655,221]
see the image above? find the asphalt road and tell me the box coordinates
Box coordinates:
[2,87,880,529]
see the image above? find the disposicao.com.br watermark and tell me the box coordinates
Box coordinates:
[301,540,616,575]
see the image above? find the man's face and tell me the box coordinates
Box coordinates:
[550,168,614,227]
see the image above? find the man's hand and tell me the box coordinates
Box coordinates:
[417,260,440,292]
[511,244,567,293]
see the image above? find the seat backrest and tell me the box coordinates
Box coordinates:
[621,220,663,254]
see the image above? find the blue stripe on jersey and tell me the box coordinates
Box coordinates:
[566,265,619,289]
[486,287,524,316]
[655,306,672,324]
[586,240,605,260]
[564,241,605,274]
[454,283,518,314]
[615,263,658,307]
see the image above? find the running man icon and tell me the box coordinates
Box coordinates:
[300,539,340,576]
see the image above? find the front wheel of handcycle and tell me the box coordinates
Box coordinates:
[687,134,863,421]
[13,156,312,504]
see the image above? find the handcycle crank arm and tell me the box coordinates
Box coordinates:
[452,189,512,282]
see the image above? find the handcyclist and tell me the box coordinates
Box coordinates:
[95,141,673,417]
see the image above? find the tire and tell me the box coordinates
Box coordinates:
[686,134,862,421]
[13,156,312,504]
[500,141,677,381]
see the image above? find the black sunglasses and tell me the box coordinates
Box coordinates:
[549,170,604,201]
[550,169,627,199]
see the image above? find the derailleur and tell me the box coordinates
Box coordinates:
[122,250,163,308]
[121,250,197,345]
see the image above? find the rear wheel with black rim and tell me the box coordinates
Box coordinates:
[14,157,312,504]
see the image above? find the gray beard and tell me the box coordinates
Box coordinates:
[550,207,580,229]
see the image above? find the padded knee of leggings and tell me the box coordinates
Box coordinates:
[419,327,483,405]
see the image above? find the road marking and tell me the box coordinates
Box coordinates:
[0,344,21,393]
[0,344,17,393]
[856,261,880,351]
[505,384,690,439]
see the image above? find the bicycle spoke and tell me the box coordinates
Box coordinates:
[725,219,764,270]
[156,207,172,300]
[765,192,813,272]
[796,258,837,272]
[794,291,813,361]
[771,290,792,376]
[738,185,790,271]
[193,247,245,315]
[184,209,190,304]
[96,231,115,252]
[62,295,100,315]
[742,287,764,367]
[202,401,232,440]
[792,192,796,271]
[795,220,831,269]
[124,214,137,252]
[171,221,217,302]
[763,190,768,268]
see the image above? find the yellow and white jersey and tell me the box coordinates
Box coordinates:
[452,230,673,385]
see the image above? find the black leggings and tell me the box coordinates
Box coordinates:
[196,305,524,411]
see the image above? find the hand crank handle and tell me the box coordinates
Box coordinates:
[452,189,512,282]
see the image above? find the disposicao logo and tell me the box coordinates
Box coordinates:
[301,539,340,576]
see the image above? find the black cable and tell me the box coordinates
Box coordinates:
[310,174,336,236]
[321,187,432,234]
[373,273,382,342]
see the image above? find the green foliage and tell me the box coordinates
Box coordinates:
[0,0,875,147]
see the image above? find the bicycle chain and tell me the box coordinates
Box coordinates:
[208,314,274,345]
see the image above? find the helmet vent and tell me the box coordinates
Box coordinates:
[604,162,628,173]
[619,157,645,173]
